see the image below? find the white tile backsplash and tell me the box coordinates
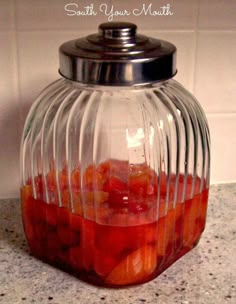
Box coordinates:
[0,1,236,197]
[15,0,198,30]
[0,0,15,30]
[198,0,236,29]
[207,114,236,183]
[16,0,109,30]
[18,31,82,109]
[194,32,236,113]
[105,0,199,30]
[0,33,20,198]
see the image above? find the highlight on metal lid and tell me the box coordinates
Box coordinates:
[59,22,177,85]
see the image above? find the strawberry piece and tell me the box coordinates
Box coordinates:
[103,176,127,192]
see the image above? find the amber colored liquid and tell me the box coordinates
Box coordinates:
[21,162,209,287]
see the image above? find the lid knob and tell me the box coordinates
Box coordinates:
[99,22,137,40]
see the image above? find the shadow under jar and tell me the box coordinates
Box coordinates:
[20,22,210,287]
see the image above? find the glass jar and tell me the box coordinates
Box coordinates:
[20,22,210,287]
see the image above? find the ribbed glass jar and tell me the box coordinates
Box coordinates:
[20,78,210,287]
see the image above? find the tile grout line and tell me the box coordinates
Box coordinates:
[12,0,22,149]
[191,0,201,96]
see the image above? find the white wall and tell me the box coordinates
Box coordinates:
[0,0,235,198]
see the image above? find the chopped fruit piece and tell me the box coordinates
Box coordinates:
[97,161,110,181]
[47,170,56,191]
[47,168,68,191]
[34,175,44,197]
[83,165,94,188]
[71,168,81,190]
[127,196,149,213]
[106,192,128,209]
[129,172,150,196]
[95,171,104,190]
[95,191,109,205]
[105,245,157,285]
[61,189,70,208]
[103,176,127,192]
[59,168,68,190]
[83,166,104,190]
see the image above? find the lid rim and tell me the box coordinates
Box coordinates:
[59,69,178,86]
[59,22,177,85]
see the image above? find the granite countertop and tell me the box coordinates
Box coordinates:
[0,184,236,304]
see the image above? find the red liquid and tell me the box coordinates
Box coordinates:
[21,160,209,287]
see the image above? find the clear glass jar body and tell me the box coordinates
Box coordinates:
[20,78,210,287]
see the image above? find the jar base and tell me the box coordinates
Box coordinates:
[28,235,202,288]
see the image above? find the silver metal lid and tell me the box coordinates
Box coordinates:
[59,22,177,86]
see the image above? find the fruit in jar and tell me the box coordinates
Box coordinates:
[20,159,208,287]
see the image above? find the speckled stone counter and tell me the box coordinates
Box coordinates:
[0,184,236,304]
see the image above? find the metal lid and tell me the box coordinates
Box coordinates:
[59,22,177,86]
